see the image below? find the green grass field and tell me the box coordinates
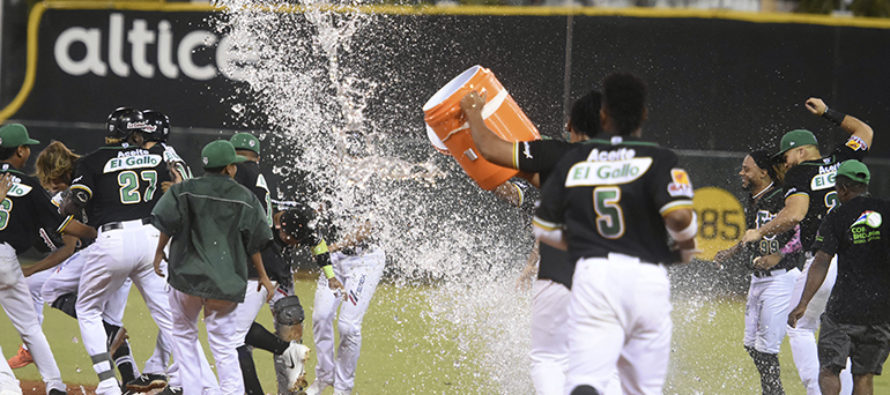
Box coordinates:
[3,278,889,394]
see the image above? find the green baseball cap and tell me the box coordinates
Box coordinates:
[837,159,870,185]
[230,132,260,155]
[201,140,248,169]
[0,123,40,148]
[774,129,818,158]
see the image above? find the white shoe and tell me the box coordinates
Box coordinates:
[303,380,331,395]
[275,341,310,392]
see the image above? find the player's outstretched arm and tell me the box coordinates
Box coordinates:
[22,234,78,277]
[0,173,13,201]
[461,91,514,167]
[788,250,831,327]
[742,194,807,243]
[665,208,699,263]
[60,219,97,240]
[805,97,874,148]
[250,252,277,303]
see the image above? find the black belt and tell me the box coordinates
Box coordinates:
[99,218,151,233]
[339,242,372,256]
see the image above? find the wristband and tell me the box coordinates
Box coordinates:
[667,212,698,242]
[312,239,329,256]
[822,107,845,126]
[322,265,335,279]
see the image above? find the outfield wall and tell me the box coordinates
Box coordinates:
[2,3,890,274]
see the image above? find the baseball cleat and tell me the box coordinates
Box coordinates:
[157,386,183,395]
[125,373,168,392]
[303,379,331,395]
[275,341,310,392]
[107,327,129,357]
[6,345,33,369]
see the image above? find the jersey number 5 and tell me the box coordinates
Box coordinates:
[118,170,158,204]
[593,187,625,239]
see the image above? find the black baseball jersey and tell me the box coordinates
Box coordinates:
[745,185,801,271]
[70,144,172,227]
[812,196,890,324]
[783,136,868,251]
[234,160,291,285]
[0,164,66,254]
[534,136,695,264]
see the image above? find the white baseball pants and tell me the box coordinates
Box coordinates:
[233,279,270,346]
[40,251,132,326]
[75,222,177,395]
[786,255,852,395]
[25,269,52,325]
[312,247,385,393]
[530,279,571,395]
[565,253,672,395]
[0,243,66,394]
[0,344,22,394]
[168,288,240,395]
[744,268,800,354]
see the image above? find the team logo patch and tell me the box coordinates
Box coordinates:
[202,157,209,165]
[852,210,883,228]
[667,168,694,197]
[249,140,256,147]
[564,158,652,187]
[846,136,866,151]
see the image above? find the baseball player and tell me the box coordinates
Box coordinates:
[0,123,97,395]
[228,132,311,395]
[63,108,188,395]
[150,139,276,395]
[788,160,890,395]
[533,73,698,394]
[715,150,803,394]
[742,98,873,395]
[462,89,624,395]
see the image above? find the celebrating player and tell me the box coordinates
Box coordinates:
[151,140,277,395]
[462,89,622,395]
[715,150,803,394]
[0,123,97,395]
[228,132,311,395]
[742,98,873,395]
[533,73,698,394]
[788,160,890,395]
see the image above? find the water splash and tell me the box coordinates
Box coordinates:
[210,1,533,392]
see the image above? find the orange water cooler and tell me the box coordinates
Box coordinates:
[423,65,541,190]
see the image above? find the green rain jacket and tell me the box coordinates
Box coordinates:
[151,173,273,302]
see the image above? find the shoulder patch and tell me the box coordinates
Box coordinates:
[667,168,694,197]
[565,158,652,187]
[846,136,867,151]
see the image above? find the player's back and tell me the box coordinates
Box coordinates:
[234,160,273,226]
[784,139,867,249]
[538,136,694,264]
[71,144,171,227]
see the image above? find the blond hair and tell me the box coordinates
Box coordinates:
[34,140,80,190]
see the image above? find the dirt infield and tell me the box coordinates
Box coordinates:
[19,381,96,395]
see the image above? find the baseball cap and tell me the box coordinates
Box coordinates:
[774,129,818,158]
[0,124,40,148]
[279,204,317,244]
[230,132,260,155]
[201,140,248,169]
[837,159,870,185]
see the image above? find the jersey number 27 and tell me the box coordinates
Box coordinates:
[118,170,158,204]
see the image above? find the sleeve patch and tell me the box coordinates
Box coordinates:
[846,136,868,151]
[667,168,694,197]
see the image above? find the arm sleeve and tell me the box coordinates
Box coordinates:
[783,166,810,200]
[69,158,95,198]
[513,140,571,173]
[650,151,695,215]
[533,157,569,234]
[833,136,869,161]
[32,184,65,234]
[150,187,182,236]
[812,211,838,255]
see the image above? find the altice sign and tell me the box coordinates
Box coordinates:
[52,12,256,81]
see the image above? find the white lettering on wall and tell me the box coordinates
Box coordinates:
[54,27,108,76]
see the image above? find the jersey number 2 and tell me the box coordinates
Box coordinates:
[118,170,158,204]
[593,187,625,239]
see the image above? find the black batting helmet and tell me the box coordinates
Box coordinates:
[106,107,152,141]
[280,204,317,245]
[142,110,171,143]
